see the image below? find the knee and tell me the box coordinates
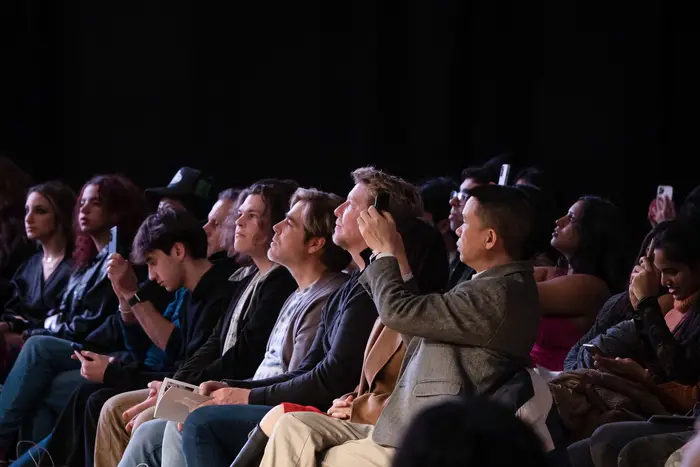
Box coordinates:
[274,412,314,436]
[184,406,220,433]
[259,404,285,436]
[617,438,647,467]
[589,422,619,444]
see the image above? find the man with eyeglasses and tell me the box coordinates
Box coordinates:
[446,164,499,289]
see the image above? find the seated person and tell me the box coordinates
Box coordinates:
[419,177,458,266]
[204,188,241,274]
[1,182,76,375]
[564,225,673,371]
[144,166,217,222]
[531,196,627,370]
[0,156,34,307]
[181,184,545,467]
[0,174,148,462]
[8,207,237,467]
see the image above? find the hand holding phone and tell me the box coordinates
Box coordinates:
[498,164,511,186]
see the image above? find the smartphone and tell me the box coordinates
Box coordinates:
[107,226,118,255]
[582,343,601,356]
[498,164,511,186]
[374,191,390,213]
[71,342,84,352]
[657,185,674,201]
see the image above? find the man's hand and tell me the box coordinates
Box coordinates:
[594,355,650,383]
[191,387,251,411]
[107,253,139,300]
[357,206,402,256]
[124,380,162,434]
[73,351,112,383]
[327,394,354,420]
[198,380,230,396]
[630,257,661,308]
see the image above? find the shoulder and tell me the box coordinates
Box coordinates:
[543,273,609,294]
[533,266,557,282]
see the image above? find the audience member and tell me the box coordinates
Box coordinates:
[0,157,34,308]
[203,188,241,276]
[446,160,502,288]
[419,177,458,266]
[177,167,447,467]
[391,399,549,467]
[531,196,626,370]
[144,167,216,221]
[1,182,76,376]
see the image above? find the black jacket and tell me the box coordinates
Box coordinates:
[1,252,73,332]
[25,247,117,342]
[174,264,298,384]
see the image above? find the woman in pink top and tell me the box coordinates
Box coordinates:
[530,196,627,370]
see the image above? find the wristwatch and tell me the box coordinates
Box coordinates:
[127,292,144,307]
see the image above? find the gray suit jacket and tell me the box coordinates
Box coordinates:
[359,257,540,448]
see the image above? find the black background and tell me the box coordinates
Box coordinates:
[1,1,697,248]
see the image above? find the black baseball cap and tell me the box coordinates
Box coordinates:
[145,167,215,202]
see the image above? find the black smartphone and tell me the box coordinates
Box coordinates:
[374,191,390,213]
[71,342,84,352]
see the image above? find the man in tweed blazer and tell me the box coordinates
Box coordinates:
[260,184,543,467]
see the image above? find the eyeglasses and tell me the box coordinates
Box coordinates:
[450,191,469,203]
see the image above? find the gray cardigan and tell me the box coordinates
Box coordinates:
[359,257,540,448]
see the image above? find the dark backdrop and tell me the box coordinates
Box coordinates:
[1,1,697,248]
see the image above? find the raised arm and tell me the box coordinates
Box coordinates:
[359,256,514,346]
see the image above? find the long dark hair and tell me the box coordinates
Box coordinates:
[28,181,77,257]
[568,196,626,293]
[0,156,32,271]
[73,175,148,269]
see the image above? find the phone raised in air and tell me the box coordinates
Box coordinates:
[374,191,390,213]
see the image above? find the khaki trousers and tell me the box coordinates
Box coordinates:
[93,388,153,467]
[260,412,394,467]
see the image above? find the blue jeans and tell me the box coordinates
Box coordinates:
[0,335,83,453]
[182,405,273,467]
[118,419,165,467]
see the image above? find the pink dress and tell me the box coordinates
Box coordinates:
[530,317,583,371]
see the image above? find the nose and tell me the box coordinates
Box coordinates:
[147,266,157,282]
[272,220,283,234]
[203,221,213,236]
[555,216,566,228]
[235,214,244,228]
[456,225,463,237]
[80,203,90,215]
[449,196,460,208]
[334,201,348,218]
[25,212,34,224]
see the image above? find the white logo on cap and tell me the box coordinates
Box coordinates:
[169,170,184,185]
